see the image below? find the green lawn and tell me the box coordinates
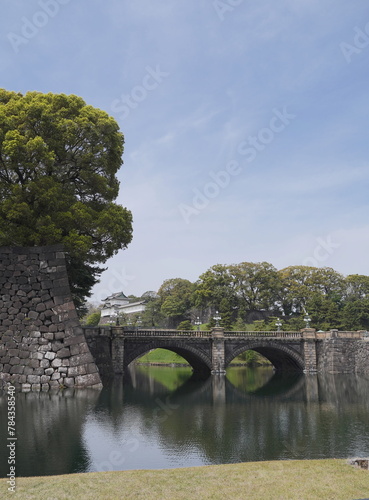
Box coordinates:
[136,348,269,366]
[1,459,368,500]
[136,348,188,364]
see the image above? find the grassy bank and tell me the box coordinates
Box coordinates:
[136,348,270,366]
[1,459,368,500]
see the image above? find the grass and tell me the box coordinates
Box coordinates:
[136,348,188,364]
[136,348,270,366]
[1,459,368,500]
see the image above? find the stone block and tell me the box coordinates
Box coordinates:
[64,377,75,387]
[75,373,101,387]
[68,365,87,377]
[27,374,41,384]
[30,351,44,360]
[58,348,70,358]
[40,375,50,384]
[48,381,61,390]
[51,341,63,352]
[10,365,24,374]
[45,368,54,376]
[9,357,20,366]
[33,368,45,376]
[70,345,80,356]
[29,359,40,369]
[69,353,94,366]
[63,335,89,347]
[51,358,62,368]
[45,351,56,361]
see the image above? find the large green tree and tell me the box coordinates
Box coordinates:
[277,266,345,318]
[0,89,133,312]
[158,278,194,327]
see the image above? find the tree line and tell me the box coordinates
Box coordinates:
[89,263,369,331]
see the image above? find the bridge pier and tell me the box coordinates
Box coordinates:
[211,327,226,374]
[302,328,317,373]
[212,374,226,403]
[112,328,125,375]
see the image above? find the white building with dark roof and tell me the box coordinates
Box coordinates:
[100,292,146,324]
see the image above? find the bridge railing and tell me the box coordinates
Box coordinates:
[224,331,302,338]
[121,329,212,338]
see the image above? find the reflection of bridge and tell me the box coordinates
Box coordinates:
[83,326,369,379]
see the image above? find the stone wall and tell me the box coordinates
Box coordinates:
[83,326,115,380]
[0,245,102,391]
[316,335,369,374]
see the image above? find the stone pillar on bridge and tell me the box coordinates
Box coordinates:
[111,327,125,375]
[211,327,226,374]
[302,328,317,373]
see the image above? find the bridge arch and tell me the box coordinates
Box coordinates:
[124,340,212,377]
[225,341,304,372]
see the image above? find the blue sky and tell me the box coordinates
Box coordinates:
[1,0,369,302]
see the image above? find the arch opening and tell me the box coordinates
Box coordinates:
[230,349,272,367]
[125,344,212,378]
[226,344,304,373]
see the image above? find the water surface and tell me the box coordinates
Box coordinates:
[1,366,369,477]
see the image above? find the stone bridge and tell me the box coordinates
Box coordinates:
[83,326,369,378]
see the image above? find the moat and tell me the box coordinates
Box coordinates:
[1,365,369,477]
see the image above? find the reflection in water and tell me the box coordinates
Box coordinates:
[0,389,100,477]
[1,367,369,477]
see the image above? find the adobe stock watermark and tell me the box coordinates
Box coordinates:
[6,385,16,493]
[152,396,179,422]
[7,0,73,54]
[179,106,296,224]
[111,65,169,121]
[213,0,244,22]
[302,235,341,267]
[340,22,369,63]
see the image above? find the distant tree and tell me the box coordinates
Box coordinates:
[177,320,193,331]
[341,299,369,331]
[229,261,281,318]
[345,275,369,300]
[158,278,194,327]
[141,294,164,328]
[305,293,342,331]
[277,266,345,317]
[194,264,235,310]
[83,311,101,326]
[0,89,133,314]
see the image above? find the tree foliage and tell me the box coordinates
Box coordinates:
[144,264,369,331]
[158,278,194,327]
[0,89,133,312]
